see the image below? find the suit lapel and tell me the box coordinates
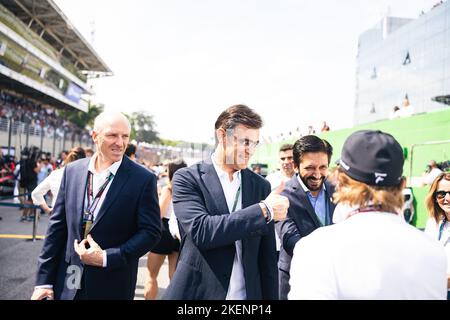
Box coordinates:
[325,182,336,224]
[240,169,253,209]
[73,159,90,239]
[291,176,323,227]
[90,156,131,231]
[200,161,230,214]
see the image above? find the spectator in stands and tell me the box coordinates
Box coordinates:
[144,159,187,300]
[424,172,450,299]
[125,143,137,161]
[307,125,315,134]
[390,106,401,119]
[32,147,86,215]
[399,97,415,117]
[423,160,443,186]
[320,121,330,132]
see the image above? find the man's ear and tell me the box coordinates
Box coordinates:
[399,176,406,190]
[216,128,225,145]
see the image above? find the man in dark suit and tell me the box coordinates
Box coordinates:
[31,112,161,300]
[277,135,336,300]
[163,105,289,300]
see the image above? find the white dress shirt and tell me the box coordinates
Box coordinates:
[32,168,64,208]
[211,154,246,300]
[289,212,447,300]
[86,154,122,267]
[425,217,450,293]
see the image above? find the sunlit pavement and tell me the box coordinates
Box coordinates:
[0,204,170,300]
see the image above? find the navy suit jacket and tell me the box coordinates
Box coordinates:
[277,175,336,300]
[35,156,161,300]
[163,160,278,300]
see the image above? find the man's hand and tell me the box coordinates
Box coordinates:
[31,288,54,300]
[264,181,289,221]
[74,235,104,267]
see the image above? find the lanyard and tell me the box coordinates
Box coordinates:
[438,218,447,241]
[82,171,114,238]
[231,185,241,213]
[347,205,397,218]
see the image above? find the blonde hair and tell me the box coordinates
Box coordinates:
[425,172,450,224]
[333,170,404,213]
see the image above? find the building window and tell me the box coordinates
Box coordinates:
[403,51,411,65]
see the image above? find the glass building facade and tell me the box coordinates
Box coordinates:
[355,1,450,125]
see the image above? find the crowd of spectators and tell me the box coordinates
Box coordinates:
[0,90,89,139]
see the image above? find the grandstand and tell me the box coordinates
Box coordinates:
[0,0,111,157]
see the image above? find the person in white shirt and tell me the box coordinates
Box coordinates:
[31,147,86,215]
[423,160,443,186]
[399,97,415,117]
[424,172,450,299]
[265,144,295,256]
[265,144,295,191]
[289,130,447,300]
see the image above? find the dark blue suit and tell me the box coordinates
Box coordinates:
[277,176,336,300]
[35,156,161,300]
[163,160,278,300]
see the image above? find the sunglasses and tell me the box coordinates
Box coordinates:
[435,190,450,200]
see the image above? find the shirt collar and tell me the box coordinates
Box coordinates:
[88,153,122,176]
[297,173,326,194]
[211,153,241,182]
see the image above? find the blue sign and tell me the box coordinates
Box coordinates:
[65,82,84,103]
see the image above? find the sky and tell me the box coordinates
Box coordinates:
[54,0,441,144]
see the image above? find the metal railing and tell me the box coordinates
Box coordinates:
[0,193,41,242]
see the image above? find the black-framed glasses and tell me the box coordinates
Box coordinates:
[435,190,450,200]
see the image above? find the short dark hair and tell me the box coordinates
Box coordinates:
[293,135,333,168]
[125,143,137,157]
[279,144,293,153]
[214,105,263,145]
[168,159,187,181]
[215,104,263,131]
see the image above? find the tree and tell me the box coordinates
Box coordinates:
[128,111,160,143]
[58,102,104,129]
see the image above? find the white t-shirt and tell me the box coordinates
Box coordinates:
[425,218,450,276]
[289,212,447,300]
[423,168,443,185]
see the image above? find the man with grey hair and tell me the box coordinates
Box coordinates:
[32,111,161,300]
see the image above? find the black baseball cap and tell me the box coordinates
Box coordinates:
[338,130,404,186]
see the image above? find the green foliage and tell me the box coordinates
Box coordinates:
[58,103,104,130]
[159,138,182,146]
[128,111,160,143]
